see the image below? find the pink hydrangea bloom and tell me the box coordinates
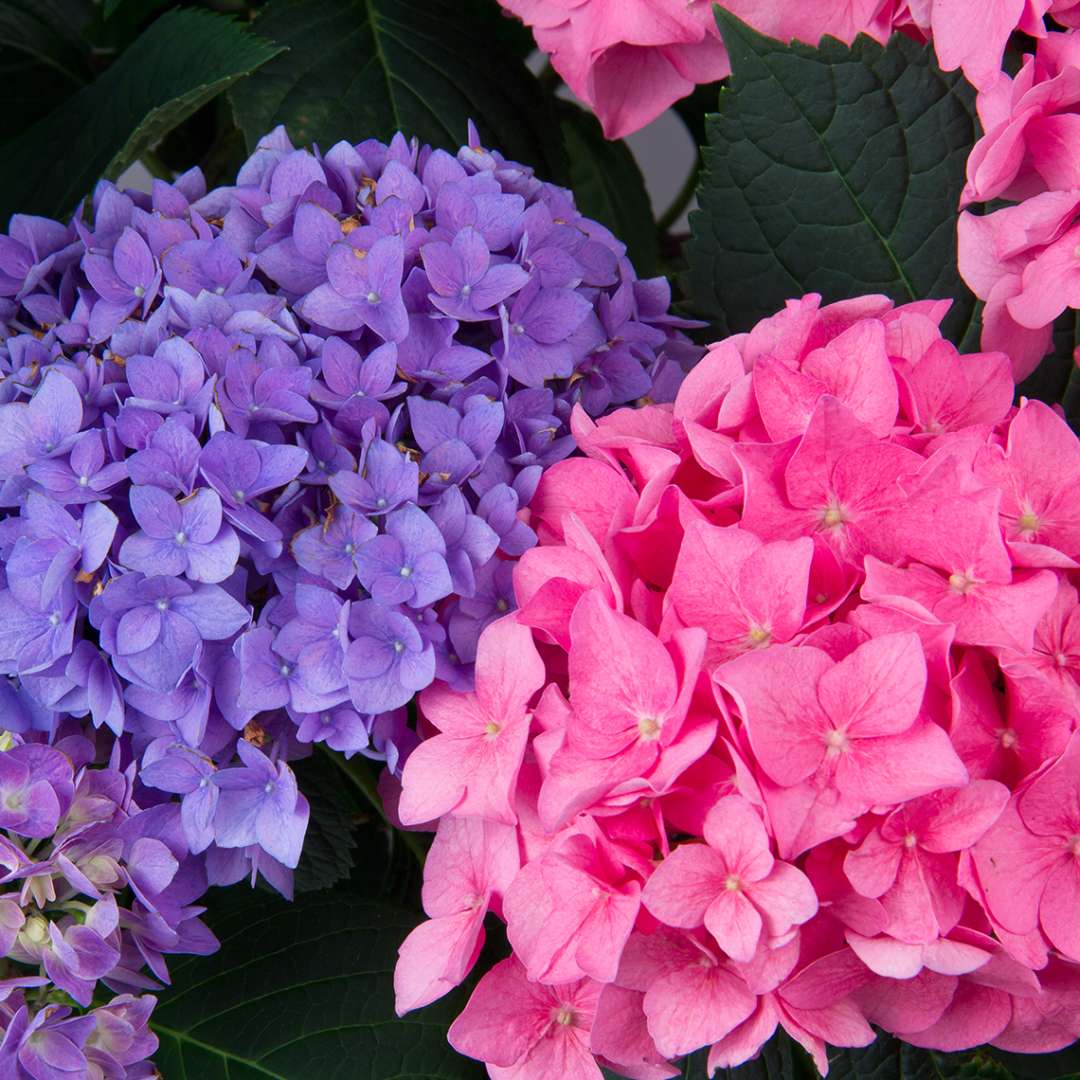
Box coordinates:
[496,1,913,139]
[394,294,1080,1078]
[496,2,1080,140]
[958,30,1080,377]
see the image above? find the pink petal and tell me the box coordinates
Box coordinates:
[568,590,678,744]
[1040,856,1080,961]
[715,644,833,787]
[643,961,756,1058]
[641,843,727,929]
[702,796,774,881]
[704,887,764,963]
[747,862,819,938]
[817,631,927,738]
[844,829,903,898]
[394,908,485,1013]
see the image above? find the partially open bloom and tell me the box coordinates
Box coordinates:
[394,293,1080,1076]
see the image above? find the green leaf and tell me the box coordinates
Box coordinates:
[228,0,565,181]
[0,0,93,82]
[993,1042,1080,1079]
[291,753,358,894]
[558,103,658,277]
[828,1035,1014,1080]
[685,12,979,344]
[0,9,284,221]
[152,890,484,1079]
[1016,308,1080,430]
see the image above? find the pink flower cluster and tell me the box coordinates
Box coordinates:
[391,293,1080,1078]
[496,1,1080,139]
[959,28,1080,379]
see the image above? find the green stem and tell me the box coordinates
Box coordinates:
[538,58,561,92]
[319,746,427,866]
[139,149,173,181]
[656,156,701,234]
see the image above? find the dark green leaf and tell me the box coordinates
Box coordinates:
[1016,308,1080,430]
[152,890,484,1079]
[0,0,93,82]
[558,102,658,276]
[685,13,979,344]
[0,52,79,143]
[291,753,358,894]
[103,0,160,17]
[228,0,565,182]
[993,1041,1080,1079]
[828,1034,1013,1080]
[0,9,284,221]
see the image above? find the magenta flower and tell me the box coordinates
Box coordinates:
[643,796,817,962]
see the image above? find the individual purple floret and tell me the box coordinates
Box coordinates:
[0,120,700,1069]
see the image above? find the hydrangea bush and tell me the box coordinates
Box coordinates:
[393,293,1080,1077]
[4,0,1080,1076]
[0,120,695,1074]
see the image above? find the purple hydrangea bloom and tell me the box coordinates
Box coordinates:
[0,120,700,1067]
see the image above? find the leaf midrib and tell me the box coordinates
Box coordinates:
[155,1023,289,1079]
[728,19,918,303]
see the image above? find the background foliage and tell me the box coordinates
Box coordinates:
[3,1,1079,1075]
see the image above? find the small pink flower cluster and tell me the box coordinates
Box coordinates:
[959,28,1080,379]
[391,293,1080,1078]
[496,1,1080,139]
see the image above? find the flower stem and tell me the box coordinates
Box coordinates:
[656,158,701,234]
[319,746,427,866]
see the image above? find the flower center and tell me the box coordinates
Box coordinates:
[174,531,187,545]
[399,566,412,578]
[903,832,918,849]
[392,640,405,654]
[551,1005,575,1027]
[637,715,662,741]
[1017,509,1040,536]
[999,728,1018,749]
[484,721,500,737]
[1069,834,1080,857]
[948,570,976,595]
[825,728,850,755]
[820,501,847,528]
[23,915,48,945]
[746,625,771,648]
[133,285,145,298]
[155,598,169,611]
[724,874,741,892]
[366,291,380,305]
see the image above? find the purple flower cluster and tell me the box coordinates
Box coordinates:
[0,733,210,1078]
[0,121,697,1073]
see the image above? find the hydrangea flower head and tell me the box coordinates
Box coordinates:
[0,121,696,1074]
[394,292,1080,1077]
